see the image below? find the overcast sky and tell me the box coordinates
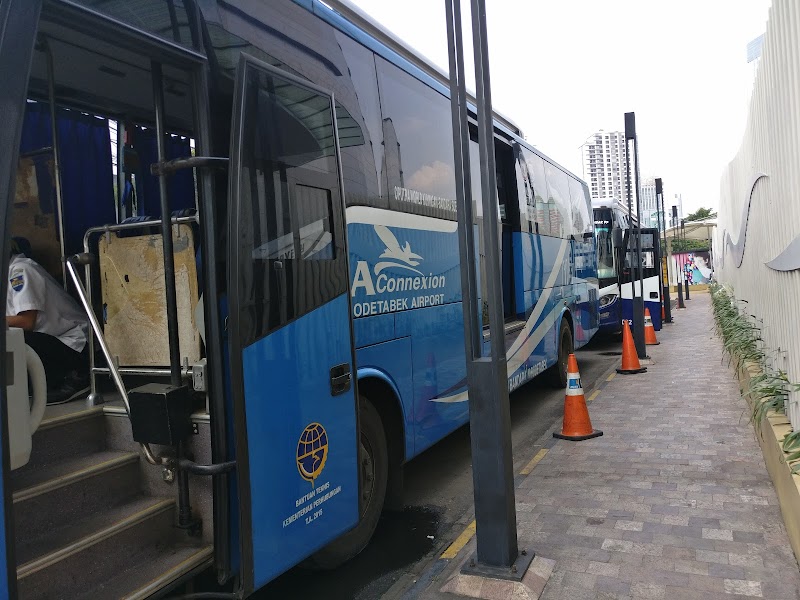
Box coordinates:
[349,0,771,216]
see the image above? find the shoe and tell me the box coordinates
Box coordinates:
[47,371,90,405]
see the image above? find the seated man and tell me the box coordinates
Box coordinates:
[6,241,90,404]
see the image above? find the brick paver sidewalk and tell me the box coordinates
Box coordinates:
[517,292,800,599]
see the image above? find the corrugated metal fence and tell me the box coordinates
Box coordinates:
[716,0,800,427]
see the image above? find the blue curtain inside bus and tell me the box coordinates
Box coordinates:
[19,102,116,257]
[19,104,195,259]
[133,126,194,218]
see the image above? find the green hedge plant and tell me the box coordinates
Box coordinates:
[710,284,791,428]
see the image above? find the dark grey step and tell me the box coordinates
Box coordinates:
[16,495,170,566]
[74,544,213,600]
[12,450,141,543]
[17,498,187,600]
[21,406,106,473]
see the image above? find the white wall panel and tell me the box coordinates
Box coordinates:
[716,0,800,427]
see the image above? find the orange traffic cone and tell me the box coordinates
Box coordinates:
[617,320,647,374]
[554,354,603,441]
[644,308,660,345]
[661,302,666,321]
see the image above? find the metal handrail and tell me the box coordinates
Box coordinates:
[92,366,193,378]
[65,255,163,466]
[82,215,198,249]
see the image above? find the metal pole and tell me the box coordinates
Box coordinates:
[631,117,646,355]
[446,0,519,572]
[624,113,646,359]
[152,62,193,530]
[445,0,480,360]
[151,61,182,387]
[44,38,67,286]
[470,0,518,566]
[191,57,232,581]
[673,213,685,308]
[656,178,672,323]
[623,123,634,314]
[682,219,690,300]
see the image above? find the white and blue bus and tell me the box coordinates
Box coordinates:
[620,227,663,330]
[0,1,598,597]
[593,199,661,334]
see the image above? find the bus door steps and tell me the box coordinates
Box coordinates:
[11,403,211,600]
[504,319,526,336]
[16,495,173,566]
[20,406,106,473]
[16,497,189,600]
[481,318,527,341]
[12,450,142,544]
[73,545,213,600]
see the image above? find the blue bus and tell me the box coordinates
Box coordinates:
[0,0,598,597]
[593,200,661,334]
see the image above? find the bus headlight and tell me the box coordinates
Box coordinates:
[599,293,618,307]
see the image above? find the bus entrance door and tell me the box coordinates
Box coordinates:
[227,55,359,592]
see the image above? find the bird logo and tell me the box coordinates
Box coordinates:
[373,225,424,275]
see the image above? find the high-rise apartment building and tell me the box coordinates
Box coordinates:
[640,176,659,228]
[581,130,627,202]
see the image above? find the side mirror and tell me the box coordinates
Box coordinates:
[612,229,623,248]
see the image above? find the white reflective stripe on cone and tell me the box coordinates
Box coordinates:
[566,374,583,396]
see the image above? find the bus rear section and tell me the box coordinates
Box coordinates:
[620,228,663,330]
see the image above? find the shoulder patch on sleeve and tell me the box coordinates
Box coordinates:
[9,272,24,292]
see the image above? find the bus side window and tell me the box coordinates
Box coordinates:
[494,140,519,319]
[543,162,572,239]
[375,56,457,220]
[236,68,347,347]
[494,140,518,227]
[519,148,551,237]
[514,145,535,234]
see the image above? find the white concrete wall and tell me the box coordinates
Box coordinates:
[715,0,800,427]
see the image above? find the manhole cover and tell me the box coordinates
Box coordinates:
[599,351,623,356]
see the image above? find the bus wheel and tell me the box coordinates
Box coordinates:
[547,319,573,389]
[305,397,388,569]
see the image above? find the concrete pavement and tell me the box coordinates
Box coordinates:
[261,332,621,599]
[414,292,800,599]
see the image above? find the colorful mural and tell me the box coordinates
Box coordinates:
[676,251,712,284]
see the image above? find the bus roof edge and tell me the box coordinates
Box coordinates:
[318,0,523,138]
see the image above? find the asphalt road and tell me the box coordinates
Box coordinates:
[257,334,621,600]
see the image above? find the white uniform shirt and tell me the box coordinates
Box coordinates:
[6,254,89,352]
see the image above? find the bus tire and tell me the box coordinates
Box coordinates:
[547,318,573,389]
[305,397,388,569]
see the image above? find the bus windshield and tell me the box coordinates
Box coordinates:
[593,208,615,280]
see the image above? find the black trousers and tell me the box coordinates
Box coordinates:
[23,331,87,391]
